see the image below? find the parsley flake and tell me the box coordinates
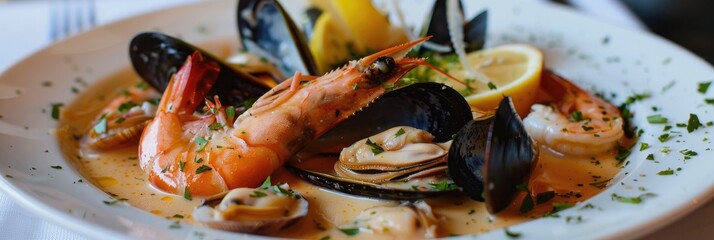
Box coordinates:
[504,228,522,238]
[195,165,212,174]
[657,169,674,175]
[183,187,192,200]
[259,176,272,189]
[687,113,701,133]
[338,227,360,236]
[487,82,498,90]
[429,181,458,191]
[646,114,668,124]
[570,111,584,122]
[365,138,384,155]
[394,128,406,137]
[611,193,656,204]
[698,81,712,94]
[51,103,63,120]
[179,161,186,172]
[639,142,649,151]
[50,165,62,170]
[250,190,267,198]
[194,136,208,152]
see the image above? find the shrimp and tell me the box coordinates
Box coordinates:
[522,70,624,156]
[139,38,434,198]
[81,82,160,150]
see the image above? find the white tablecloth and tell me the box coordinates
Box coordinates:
[0,0,712,239]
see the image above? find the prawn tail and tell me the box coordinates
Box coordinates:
[158,51,221,114]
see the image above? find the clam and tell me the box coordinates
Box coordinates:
[194,183,307,233]
[236,0,319,77]
[335,201,439,238]
[287,82,473,200]
[129,32,274,107]
[448,97,538,213]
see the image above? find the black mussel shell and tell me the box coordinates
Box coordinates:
[421,0,488,53]
[285,165,455,201]
[237,0,319,77]
[129,32,273,107]
[448,97,537,213]
[304,82,473,153]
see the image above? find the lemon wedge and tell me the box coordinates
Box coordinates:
[308,13,354,73]
[308,0,407,73]
[452,44,543,117]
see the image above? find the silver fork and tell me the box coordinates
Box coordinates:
[49,0,97,41]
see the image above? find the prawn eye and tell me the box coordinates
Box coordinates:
[365,56,396,85]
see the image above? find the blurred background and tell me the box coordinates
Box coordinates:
[622,0,714,63]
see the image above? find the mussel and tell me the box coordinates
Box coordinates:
[448,97,537,213]
[420,0,488,54]
[287,82,473,200]
[129,32,274,107]
[237,0,319,77]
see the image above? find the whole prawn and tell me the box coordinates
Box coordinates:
[139,38,432,198]
[523,70,624,156]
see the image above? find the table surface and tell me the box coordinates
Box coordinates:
[0,0,712,239]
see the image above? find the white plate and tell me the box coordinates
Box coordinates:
[1,0,713,239]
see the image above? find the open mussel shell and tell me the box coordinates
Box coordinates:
[290,83,471,200]
[448,97,537,213]
[237,0,318,77]
[304,82,473,153]
[129,32,273,107]
[420,0,488,53]
[285,166,455,201]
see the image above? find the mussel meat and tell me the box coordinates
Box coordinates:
[287,82,473,200]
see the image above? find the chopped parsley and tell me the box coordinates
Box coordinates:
[365,138,384,155]
[658,133,670,142]
[615,146,631,164]
[172,214,184,219]
[179,161,186,172]
[646,114,668,124]
[183,187,192,200]
[194,136,208,152]
[51,103,63,120]
[698,81,712,94]
[535,191,556,204]
[208,122,224,131]
[50,165,62,170]
[657,169,674,175]
[93,117,107,134]
[646,154,655,160]
[611,193,656,204]
[394,128,406,137]
[429,181,458,191]
[195,165,212,174]
[589,178,612,189]
[338,227,360,236]
[225,106,236,119]
[240,98,257,110]
[259,177,272,189]
[570,111,584,122]
[250,190,267,198]
[687,114,701,133]
[193,156,203,163]
[102,198,128,205]
[487,82,498,90]
[639,142,649,151]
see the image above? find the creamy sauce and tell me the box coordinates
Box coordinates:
[57,69,622,238]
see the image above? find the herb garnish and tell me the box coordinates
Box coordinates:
[394,128,406,137]
[179,161,186,172]
[338,227,360,236]
[195,165,212,174]
[172,214,184,219]
[536,191,556,204]
[184,187,192,200]
[193,156,203,163]
[365,138,384,155]
[639,142,649,151]
[698,81,712,94]
[250,190,267,198]
[687,114,701,133]
[93,117,107,134]
[657,168,674,175]
[51,103,63,120]
[225,106,236,120]
[658,133,670,142]
[611,193,656,204]
[570,111,584,122]
[208,123,224,131]
[50,165,62,170]
[429,181,458,191]
[615,146,631,164]
[646,154,654,160]
[102,198,128,205]
[588,178,611,189]
[194,136,208,152]
[259,177,272,189]
[487,82,498,90]
[646,114,668,124]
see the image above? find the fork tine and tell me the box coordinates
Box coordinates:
[49,0,97,42]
